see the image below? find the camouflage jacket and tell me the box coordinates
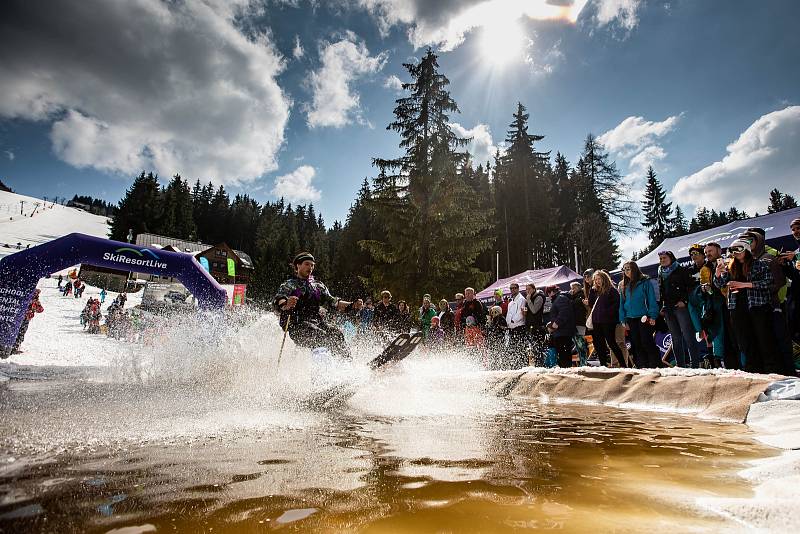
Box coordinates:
[273,275,338,327]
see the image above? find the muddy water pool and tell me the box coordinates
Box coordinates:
[0,377,777,533]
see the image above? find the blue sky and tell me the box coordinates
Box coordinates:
[1,0,799,256]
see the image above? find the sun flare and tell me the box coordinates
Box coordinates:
[480,18,525,66]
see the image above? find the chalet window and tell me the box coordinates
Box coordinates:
[215,250,227,258]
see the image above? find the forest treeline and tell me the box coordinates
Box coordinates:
[107,49,798,303]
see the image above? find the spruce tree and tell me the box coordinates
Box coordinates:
[641,166,672,249]
[158,174,196,240]
[365,49,493,298]
[493,102,552,274]
[669,205,689,236]
[108,171,163,242]
[768,188,799,213]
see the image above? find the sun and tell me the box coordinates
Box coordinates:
[480,16,525,67]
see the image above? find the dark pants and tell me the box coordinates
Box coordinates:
[626,319,661,368]
[551,336,573,368]
[772,306,796,375]
[732,304,780,374]
[721,305,740,370]
[289,320,350,360]
[592,322,626,367]
[508,326,528,369]
[527,325,546,366]
[664,306,701,368]
[12,319,30,351]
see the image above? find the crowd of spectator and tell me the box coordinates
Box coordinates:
[328,220,800,376]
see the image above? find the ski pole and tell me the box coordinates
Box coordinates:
[277,314,291,369]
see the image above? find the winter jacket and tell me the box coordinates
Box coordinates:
[658,264,693,309]
[548,292,576,338]
[438,307,456,334]
[589,288,621,325]
[525,290,545,328]
[26,297,44,321]
[569,290,587,327]
[273,274,338,328]
[619,277,659,324]
[506,293,526,329]
[459,299,486,329]
[714,258,774,310]
[373,301,397,330]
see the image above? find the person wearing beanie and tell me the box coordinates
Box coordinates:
[714,239,781,374]
[657,250,700,368]
[273,251,361,359]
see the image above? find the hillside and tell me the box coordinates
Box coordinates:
[0,190,111,260]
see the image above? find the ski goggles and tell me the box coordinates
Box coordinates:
[728,245,746,253]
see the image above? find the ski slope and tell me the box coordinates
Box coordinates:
[0,190,110,260]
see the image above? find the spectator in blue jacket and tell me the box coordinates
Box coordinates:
[619,261,661,369]
[714,239,780,374]
[545,285,576,367]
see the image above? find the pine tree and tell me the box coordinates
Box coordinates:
[641,166,672,250]
[365,49,493,299]
[108,171,163,242]
[579,134,633,233]
[667,206,688,237]
[205,185,230,244]
[492,102,552,274]
[158,174,196,240]
[768,188,799,213]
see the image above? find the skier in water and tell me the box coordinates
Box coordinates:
[273,252,361,359]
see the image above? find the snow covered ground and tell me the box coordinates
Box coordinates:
[0,190,110,260]
[3,279,142,368]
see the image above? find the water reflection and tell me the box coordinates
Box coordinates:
[0,386,775,533]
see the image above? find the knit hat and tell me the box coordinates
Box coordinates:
[293,251,315,265]
[494,288,503,297]
[728,239,751,253]
[688,243,704,255]
[790,218,800,228]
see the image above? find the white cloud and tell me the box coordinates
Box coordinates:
[293,35,304,59]
[628,145,666,175]
[598,115,681,157]
[592,0,641,30]
[4,150,14,161]
[524,38,565,76]
[356,0,638,51]
[617,230,651,263]
[306,33,388,128]
[449,122,497,167]
[271,165,321,202]
[0,0,289,184]
[672,106,800,215]
[383,74,404,92]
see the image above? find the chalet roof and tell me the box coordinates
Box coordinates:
[135,232,209,254]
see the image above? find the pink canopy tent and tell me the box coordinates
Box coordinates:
[477,265,582,301]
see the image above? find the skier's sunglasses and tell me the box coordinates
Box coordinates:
[689,250,704,256]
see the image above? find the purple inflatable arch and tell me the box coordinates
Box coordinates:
[0,233,228,355]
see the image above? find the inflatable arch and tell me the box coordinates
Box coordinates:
[0,233,228,355]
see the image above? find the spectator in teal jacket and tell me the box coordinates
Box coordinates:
[619,261,661,368]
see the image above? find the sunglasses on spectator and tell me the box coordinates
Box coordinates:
[690,251,703,256]
[729,246,746,253]
[623,267,632,271]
